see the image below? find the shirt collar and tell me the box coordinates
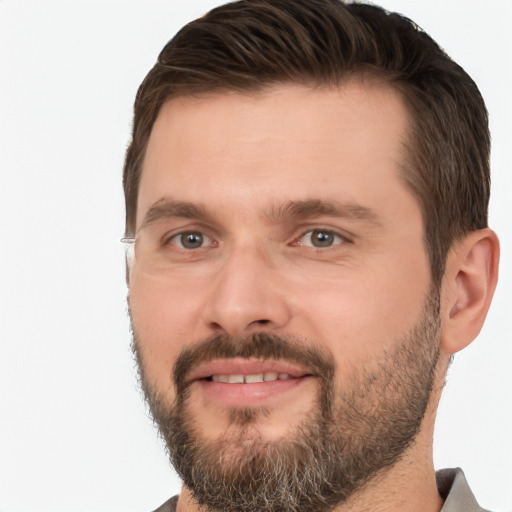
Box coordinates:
[437,468,490,512]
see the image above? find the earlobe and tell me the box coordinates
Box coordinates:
[439,228,499,354]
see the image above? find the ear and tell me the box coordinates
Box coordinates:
[439,228,499,355]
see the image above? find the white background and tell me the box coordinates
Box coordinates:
[0,1,510,511]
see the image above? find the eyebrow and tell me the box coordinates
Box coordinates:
[140,198,211,229]
[139,197,382,230]
[266,199,382,227]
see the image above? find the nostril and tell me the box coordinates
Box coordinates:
[253,319,270,325]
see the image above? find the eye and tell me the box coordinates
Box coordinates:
[297,229,346,248]
[168,231,213,250]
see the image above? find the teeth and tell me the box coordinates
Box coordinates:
[244,373,264,383]
[210,372,292,383]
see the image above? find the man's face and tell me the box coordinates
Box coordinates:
[128,82,438,510]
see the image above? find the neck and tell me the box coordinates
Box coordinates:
[333,437,443,512]
[330,358,447,512]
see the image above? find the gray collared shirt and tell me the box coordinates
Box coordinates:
[438,468,491,512]
[153,467,490,512]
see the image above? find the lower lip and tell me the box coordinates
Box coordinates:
[196,376,313,407]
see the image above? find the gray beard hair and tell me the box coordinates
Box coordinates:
[131,291,440,512]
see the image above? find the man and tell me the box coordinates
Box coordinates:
[122,1,500,511]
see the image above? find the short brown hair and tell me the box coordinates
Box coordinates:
[123,0,490,285]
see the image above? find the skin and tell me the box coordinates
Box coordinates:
[128,81,499,512]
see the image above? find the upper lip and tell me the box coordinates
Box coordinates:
[187,358,312,383]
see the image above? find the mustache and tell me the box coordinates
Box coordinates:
[173,332,335,398]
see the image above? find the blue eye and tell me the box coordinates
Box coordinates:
[170,231,212,249]
[300,229,344,248]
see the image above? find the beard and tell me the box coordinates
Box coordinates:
[131,290,440,512]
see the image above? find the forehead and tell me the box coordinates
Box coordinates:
[137,81,413,227]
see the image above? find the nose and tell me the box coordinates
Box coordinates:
[202,246,292,338]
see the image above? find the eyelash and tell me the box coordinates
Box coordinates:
[292,228,349,249]
[161,227,351,251]
[163,231,217,249]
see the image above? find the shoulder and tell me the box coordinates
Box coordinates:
[151,495,179,512]
[437,468,492,512]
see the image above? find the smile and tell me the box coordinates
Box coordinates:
[208,372,293,383]
[188,358,310,383]
[188,359,314,407]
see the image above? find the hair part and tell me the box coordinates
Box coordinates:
[123,0,490,286]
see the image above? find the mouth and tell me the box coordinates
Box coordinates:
[206,372,296,383]
[187,358,315,407]
[189,358,312,382]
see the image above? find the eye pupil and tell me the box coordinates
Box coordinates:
[312,230,334,247]
[181,232,204,249]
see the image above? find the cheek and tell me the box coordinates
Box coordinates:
[129,273,202,391]
[291,254,430,369]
